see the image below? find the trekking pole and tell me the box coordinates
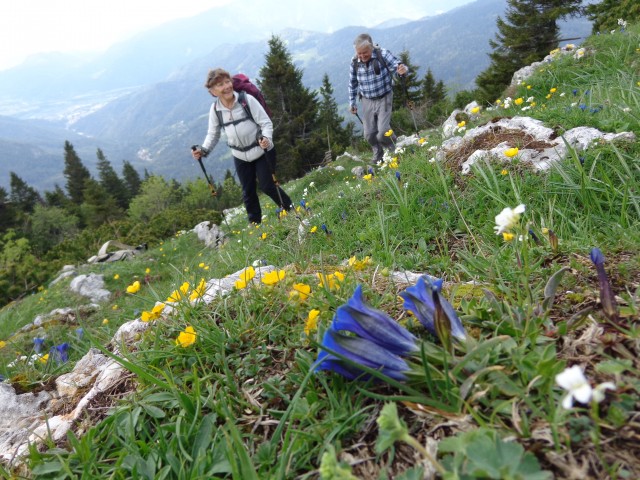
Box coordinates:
[259,136,304,223]
[191,146,217,197]
[401,76,419,136]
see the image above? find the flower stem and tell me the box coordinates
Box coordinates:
[402,434,446,475]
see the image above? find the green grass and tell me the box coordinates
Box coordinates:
[2,23,640,479]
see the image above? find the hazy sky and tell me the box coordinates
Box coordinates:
[0,0,475,71]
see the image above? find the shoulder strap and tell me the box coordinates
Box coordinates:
[238,91,256,125]
[374,45,393,77]
[213,92,256,129]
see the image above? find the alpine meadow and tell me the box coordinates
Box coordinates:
[1,2,640,479]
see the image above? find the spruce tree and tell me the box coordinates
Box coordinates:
[392,51,422,110]
[80,177,121,228]
[96,148,128,209]
[63,141,91,205]
[122,160,142,202]
[44,184,69,209]
[0,187,16,234]
[259,35,321,179]
[476,0,582,103]
[9,172,42,214]
[316,74,353,159]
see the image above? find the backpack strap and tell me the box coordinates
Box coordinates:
[213,91,257,128]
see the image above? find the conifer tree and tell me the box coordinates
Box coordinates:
[476,0,582,103]
[122,160,142,202]
[259,35,321,179]
[316,74,353,158]
[422,69,447,107]
[392,51,422,110]
[0,187,16,234]
[44,185,69,209]
[96,148,128,209]
[63,141,91,205]
[585,0,639,33]
[80,177,121,228]
[9,172,41,214]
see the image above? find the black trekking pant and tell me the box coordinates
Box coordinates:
[234,148,292,224]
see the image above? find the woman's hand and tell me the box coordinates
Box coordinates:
[259,137,271,149]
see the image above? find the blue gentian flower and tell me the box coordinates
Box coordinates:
[321,223,332,235]
[589,248,618,320]
[579,104,587,111]
[33,337,45,354]
[50,343,70,364]
[315,329,410,381]
[400,276,466,342]
[395,171,401,182]
[572,89,578,96]
[529,229,541,246]
[76,328,84,340]
[368,167,375,175]
[332,285,418,356]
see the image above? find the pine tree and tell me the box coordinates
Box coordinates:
[259,35,321,179]
[476,0,582,103]
[96,148,128,209]
[63,141,91,205]
[392,51,422,110]
[316,74,353,159]
[122,160,142,202]
[9,172,42,214]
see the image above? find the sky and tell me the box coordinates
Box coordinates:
[0,0,475,72]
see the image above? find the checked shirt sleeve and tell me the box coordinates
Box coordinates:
[348,59,359,108]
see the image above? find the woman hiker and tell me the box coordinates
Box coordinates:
[191,68,292,224]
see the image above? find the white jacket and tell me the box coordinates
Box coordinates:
[202,92,273,162]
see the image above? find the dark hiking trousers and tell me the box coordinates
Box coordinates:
[234,148,292,224]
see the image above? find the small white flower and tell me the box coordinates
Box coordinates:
[560,92,566,97]
[494,204,525,235]
[556,365,592,409]
[556,365,616,409]
[618,18,627,28]
[403,182,409,189]
[309,182,315,188]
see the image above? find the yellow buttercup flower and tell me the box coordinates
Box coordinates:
[504,147,519,158]
[457,120,466,128]
[384,129,394,137]
[502,232,515,242]
[261,232,268,240]
[126,281,141,294]
[235,266,256,290]
[514,98,524,106]
[310,226,318,233]
[289,283,311,302]
[363,174,373,181]
[141,303,166,322]
[102,318,109,325]
[176,326,197,347]
[113,274,120,280]
[471,106,480,114]
[0,340,6,349]
[317,271,345,291]
[501,169,508,176]
[550,87,557,93]
[305,309,321,336]
[418,137,427,145]
[39,353,49,364]
[262,269,286,286]
[348,255,372,271]
[189,279,207,301]
[145,268,151,274]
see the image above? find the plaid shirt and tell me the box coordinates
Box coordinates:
[349,47,402,107]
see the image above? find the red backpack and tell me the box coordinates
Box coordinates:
[232,74,272,118]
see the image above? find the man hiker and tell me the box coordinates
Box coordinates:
[348,33,408,163]
[191,68,292,225]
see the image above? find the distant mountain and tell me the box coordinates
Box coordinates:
[0,0,592,191]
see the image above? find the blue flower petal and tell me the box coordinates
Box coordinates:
[315,329,409,381]
[332,285,417,355]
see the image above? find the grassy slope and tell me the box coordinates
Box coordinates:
[1,24,640,479]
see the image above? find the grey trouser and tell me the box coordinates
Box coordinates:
[361,92,395,162]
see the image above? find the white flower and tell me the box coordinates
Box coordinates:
[618,18,627,28]
[556,365,592,409]
[494,204,525,235]
[555,365,616,409]
[309,182,315,187]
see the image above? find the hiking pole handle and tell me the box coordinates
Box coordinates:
[191,146,217,197]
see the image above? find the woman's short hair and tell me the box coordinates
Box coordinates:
[205,68,231,89]
[354,33,373,50]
